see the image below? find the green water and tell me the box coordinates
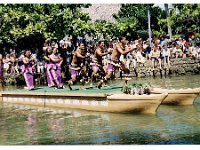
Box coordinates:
[1,74,200,145]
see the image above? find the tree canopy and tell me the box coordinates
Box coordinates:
[0,4,92,50]
[113,4,165,39]
[159,4,200,38]
[0,4,199,51]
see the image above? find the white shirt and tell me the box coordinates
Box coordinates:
[162,48,170,57]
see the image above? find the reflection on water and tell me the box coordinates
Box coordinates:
[1,98,200,145]
[0,74,200,145]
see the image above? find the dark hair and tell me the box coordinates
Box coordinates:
[98,40,104,46]
[78,42,85,46]
[119,36,125,42]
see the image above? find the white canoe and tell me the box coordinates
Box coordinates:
[152,88,200,105]
[106,93,168,114]
[0,91,167,114]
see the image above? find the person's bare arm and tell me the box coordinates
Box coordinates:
[116,44,134,55]
[76,51,86,59]
[43,56,50,61]
[23,57,29,64]
[58,55,63,66]
[96,48,109,57]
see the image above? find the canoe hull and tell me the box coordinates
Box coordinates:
[106,93,167,114]
[152,88,200,105]
[162,93,199,105]
[0,92,167,114]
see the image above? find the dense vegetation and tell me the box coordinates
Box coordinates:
[0,4,199,51]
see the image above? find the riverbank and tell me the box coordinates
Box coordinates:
[127,58,200,78]
[1,58,200,86]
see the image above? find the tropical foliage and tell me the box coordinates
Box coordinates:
[159,4,200,38]
[121,82,152,95]
[0,4,199,51]
[113,4,166,39]
[0,4,92,50]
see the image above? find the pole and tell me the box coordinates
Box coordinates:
[164,4,173,40]
[148,8,152,47]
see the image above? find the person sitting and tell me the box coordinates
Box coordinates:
[162,44,170,69]
[135,45,146,66]
[149,46,162,70]
[174,45,183,59]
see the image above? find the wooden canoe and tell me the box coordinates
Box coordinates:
[106,93,168,114]
[152,88,200,105]
[0,91,167,114]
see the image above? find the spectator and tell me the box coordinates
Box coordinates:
[150,46,162,70]
[162,44,170,68]
[174,45,183,59]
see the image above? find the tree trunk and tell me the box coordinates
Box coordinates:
[164,4,173,40]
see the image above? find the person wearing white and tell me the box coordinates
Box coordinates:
[162,44,170,68]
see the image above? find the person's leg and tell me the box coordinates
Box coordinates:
[67,69,78,90]
[50,68,60,88]
[158,58,162,69]
[163,56,167,68]
[46,64,55,87]
[167,56,170,68]
[24,72,34,90]
[97,66,113,89]
[151,58,155,70]
[90,66,99,86]
[56,66,64,88]
[120,63,130,78]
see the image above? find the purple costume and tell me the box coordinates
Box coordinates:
[107,58,120,72]
[90,56,99,71]
[69,63,81,78]
[49,55,63,88]
[45,63,55,87]
[21,60,35,90]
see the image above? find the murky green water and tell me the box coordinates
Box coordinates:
[1,74,200,145]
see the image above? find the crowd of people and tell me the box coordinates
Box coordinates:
[0,35,200,90]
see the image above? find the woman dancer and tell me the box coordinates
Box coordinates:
[21,50,36,90]
[48,48,64,89]
[44,47,55,87]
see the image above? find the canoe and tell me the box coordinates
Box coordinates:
[107,93,167,114]
[0,90,167,114]
[152,87,200,105]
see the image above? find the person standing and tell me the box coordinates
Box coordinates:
[48,48,64,89]
[43,47,55,87]
[90,41,110,85]
[97,37,135,88]
[67,42,88,90]
[21,50,37,90]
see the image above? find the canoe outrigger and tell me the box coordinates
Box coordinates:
[152,87,200,105]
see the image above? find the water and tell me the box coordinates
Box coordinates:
[1,74,200,145]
